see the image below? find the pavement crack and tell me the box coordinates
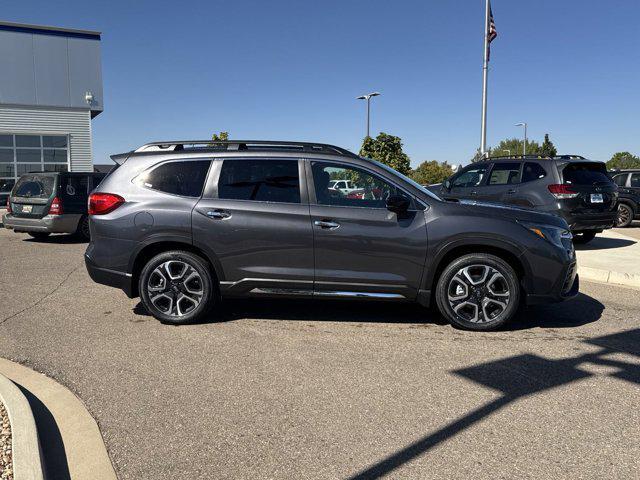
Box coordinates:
[0,263,82,325]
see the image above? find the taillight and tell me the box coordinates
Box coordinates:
[548,184,579,199]
[5,197,11,214]
[88,192,124,215]
[49,196,63,215]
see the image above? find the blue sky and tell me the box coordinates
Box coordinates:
[4,0,640,167]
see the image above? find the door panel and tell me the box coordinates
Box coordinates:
[193,158,314,293]
[309,160,427,298]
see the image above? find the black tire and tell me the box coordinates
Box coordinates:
[615,203,634,228]
[572,231,597,244]
[435,253,521,331]
[139,250,215,325]
[76,215,91,241]
[27,232,50,240]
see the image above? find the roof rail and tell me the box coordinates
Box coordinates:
[551,155,586,160]
[486,154,553,160]
[134,140,359,158]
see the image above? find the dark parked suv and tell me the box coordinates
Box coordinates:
[85,140,578,331]
[3,171,106,240]
[434,155,617,243]
[609,169,640,227]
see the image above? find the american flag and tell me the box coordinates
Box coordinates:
[487,3,497,60]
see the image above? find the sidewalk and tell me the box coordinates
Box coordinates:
[575,229,640,288]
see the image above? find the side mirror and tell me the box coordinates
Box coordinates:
[386,194,410,214]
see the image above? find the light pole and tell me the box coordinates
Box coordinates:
[515,122,527,155]
[356,92,381,138]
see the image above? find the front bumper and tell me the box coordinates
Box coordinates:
[85,252,134,297]
[526,261,579,305]
[3,213,81,234]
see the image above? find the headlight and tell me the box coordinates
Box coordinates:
[518,221,572,248]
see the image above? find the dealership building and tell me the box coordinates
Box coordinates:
[0,21,103,195]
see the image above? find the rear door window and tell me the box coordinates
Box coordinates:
[488,162,522,185]
[61,176,89,197]
[13,175,55,198]
[218,159,301,203]
[522,163,547,182]
[140,160,211,197]
[562,163,611,185]
[631,173,640,188]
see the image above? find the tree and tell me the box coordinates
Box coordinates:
[540,133,558,157]
[211,131,229,142]
[607,152,640,169]
[409,160,454,185]
[493,138,541,157]
[359,133,411,175]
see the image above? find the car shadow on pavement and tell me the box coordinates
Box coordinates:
[23,234,87,245]
[349,327,640,479]
[574,237,636,251]
[134,293,603,331]
[15,383,71,480]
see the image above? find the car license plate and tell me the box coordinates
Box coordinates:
[22,205,32,213]
[590,193,603,203]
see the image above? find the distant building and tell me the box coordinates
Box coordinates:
[0,21,103,196]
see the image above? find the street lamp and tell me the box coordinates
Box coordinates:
[356,92,381,138]
[515,122,527,155]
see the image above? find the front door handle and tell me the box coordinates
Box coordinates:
[206,209,231,219]
[470,190,478,196]
[506,189,517,195]
[314,220,340,229]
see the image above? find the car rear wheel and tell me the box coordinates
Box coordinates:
[615,203,634,228]
[139,251,215,325]
[435,253,520,331]
[27,232,50,240]
[572,231,597,244]
[76,215,91,241]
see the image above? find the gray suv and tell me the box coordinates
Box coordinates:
[85,141,578,331]
[435,155,617,244]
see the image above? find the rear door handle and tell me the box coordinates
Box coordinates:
[206,209,231,219]
[506,189,517,194]
[314,220,340,229]
[470,191,478,196]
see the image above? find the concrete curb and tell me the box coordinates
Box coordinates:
[0,372,45,480]
[0,359,117,480]
[578,265,640,289]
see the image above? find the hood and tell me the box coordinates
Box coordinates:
[456,200,569,229]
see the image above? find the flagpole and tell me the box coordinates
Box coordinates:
[480,0,490,157]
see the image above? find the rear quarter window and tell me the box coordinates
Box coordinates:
[138,160,211,197]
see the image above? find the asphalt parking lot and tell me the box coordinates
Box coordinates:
[1,227,639,480]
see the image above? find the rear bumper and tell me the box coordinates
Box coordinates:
[2,213,81,233]
[562,210,616,232]
[85,252,134,297]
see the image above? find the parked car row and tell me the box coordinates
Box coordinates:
[428,155,620,243]
[609,169,640,227]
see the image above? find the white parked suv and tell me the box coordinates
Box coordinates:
[329,179,360,195]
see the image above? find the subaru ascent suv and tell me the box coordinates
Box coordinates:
[85,140,578,331]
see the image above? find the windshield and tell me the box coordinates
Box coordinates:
[369,158,443,201]
[13,175,55,198]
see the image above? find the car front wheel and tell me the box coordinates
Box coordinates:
[435,253,520,331]
[139,250,215,325]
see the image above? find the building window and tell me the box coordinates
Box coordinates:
[0,133,69,197]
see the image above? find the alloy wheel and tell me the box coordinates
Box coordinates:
[146,260,204,317]
[447,264,511,323]
[617,204,632,227]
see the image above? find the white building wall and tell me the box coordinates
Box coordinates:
[0,104,93,172]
